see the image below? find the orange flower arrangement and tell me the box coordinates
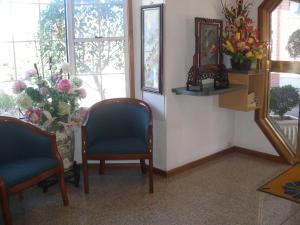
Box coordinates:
[222,0,266,64]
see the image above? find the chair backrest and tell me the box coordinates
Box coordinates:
[0,116,54,163]
[85,98,152,148]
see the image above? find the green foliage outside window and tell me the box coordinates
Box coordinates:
[269,85,299,120]
[286,29,300,58]
[0,91,14,113]
[38,0,125,74]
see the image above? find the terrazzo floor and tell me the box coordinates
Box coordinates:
[2,152,300,225]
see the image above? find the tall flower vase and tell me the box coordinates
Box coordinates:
[231,58,252,71]
[55,124,75,170]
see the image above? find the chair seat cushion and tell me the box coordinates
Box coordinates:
[0,157,58,188]
[88,138,148,155]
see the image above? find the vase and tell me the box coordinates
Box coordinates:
[52,124,75,170]
[231,58,252,71]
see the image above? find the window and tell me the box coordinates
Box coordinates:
[257,0,300,163]
[0,0,129,114]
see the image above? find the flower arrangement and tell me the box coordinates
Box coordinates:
[12,62,87,131]
[222,0,266,64]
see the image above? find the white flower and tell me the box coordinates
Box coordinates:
[61,62,70,74]
[58,101,71,116]
[16,93,33,109]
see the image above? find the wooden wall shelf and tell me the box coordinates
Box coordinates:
[219,71,264,111]
[172,83,247,96]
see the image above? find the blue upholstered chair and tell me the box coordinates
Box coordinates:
[0,116,68,225]
[81,98,153,193]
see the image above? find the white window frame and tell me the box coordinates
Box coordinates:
[65,0,130,99]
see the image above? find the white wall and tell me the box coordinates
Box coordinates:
[131,0,278,171]
[163,0,235,170]
[232,0,278,156]
[133,0,167,170]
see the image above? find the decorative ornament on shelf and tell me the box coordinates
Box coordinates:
[12,59,88,169]
[221,0,267,71]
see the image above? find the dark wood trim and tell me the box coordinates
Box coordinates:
[127,0,135,98]
[255,0,295,164]
[83,146,286,179]
[164,146,287,176]
[87,154,151,160]
[165,147,236,177]
[232,146,288,164]
[8,168,59,194]
[0,178,11,225]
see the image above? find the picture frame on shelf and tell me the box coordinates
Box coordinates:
[141,4,163,94]
[195,17,223,67]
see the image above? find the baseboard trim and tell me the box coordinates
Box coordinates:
[83,146,287,178]
[232,146,287,164]
[164,147,236,177]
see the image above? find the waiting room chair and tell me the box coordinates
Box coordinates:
[0,116,68,225]
[81,98,153,194]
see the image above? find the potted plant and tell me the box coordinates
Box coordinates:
[12,61,87,169]
[222,0,266,70]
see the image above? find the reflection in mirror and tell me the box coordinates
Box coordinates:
[271,0,300,61]
[268,72,299,153]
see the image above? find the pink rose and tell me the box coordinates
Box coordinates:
[56,79,71,93]
[12,80,27,94]
[25,108,42,125]
[25,68,37,79]
[79,88,87,99]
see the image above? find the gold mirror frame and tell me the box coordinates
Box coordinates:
[256,0,300,164]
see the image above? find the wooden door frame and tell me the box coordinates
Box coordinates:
[255,0,300,164]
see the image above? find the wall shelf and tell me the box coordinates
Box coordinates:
[171,83,247,96]
[219,71,264,111]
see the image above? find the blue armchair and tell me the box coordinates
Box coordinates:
[0,116,68,225]
[81,98,154,193]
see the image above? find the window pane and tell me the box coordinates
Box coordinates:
[74,3,99,39]
[78,74,125,107]
[271,0,300,61]
[268,72,300,153]
[75,42,100,74]
[101,40,125,74]
[0,81,19,116]
[12,3,40,41]
[98,1,124,37]
[0,43,15,82]
[0,3,13,42]
[75,40,125,75]
[102,74,126,98]
[74,0,124,38]
[39,1,66,42]
[78,75,103,107]
[0,0,67,81]
[14,42,41,77]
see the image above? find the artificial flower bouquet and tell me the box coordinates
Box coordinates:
[222,0,266,64]
[12,62,87,131]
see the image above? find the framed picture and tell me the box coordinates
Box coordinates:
[195,18,223,66]
[141,4,163,94]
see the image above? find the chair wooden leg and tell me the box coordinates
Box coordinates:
[0,181,12,225]
[99,160,105,174]
[140,159,147,174]
[82,157,89,194]
[148,158,154,194]
[58,168,69,206]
